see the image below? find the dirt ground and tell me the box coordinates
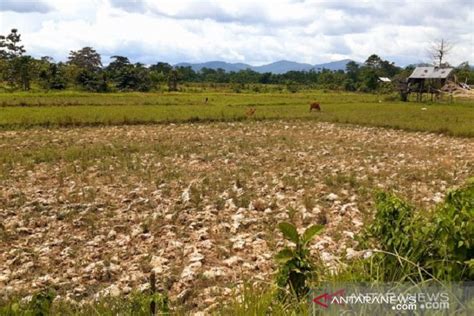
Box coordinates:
[1,121,473,311]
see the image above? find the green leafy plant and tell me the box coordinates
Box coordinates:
[363,191,422,256]
[0,289,56,316]
[426,179,474,280]
[360,179,474,282]
[29,289,56,316]
[275,222,324,299]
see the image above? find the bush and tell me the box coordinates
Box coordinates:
[427,180,474,280]
[286,81,299,93]
[360,179,474,281]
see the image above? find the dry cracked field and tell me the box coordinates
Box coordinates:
[1,121,473,312]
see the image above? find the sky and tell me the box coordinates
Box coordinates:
[0,0,473,66]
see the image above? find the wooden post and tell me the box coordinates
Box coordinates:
[150,272,156,315]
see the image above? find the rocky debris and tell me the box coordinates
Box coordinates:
[180,262,202,283]
[223,256,243,268]
[150,256,169,274]
[203,267,225,280]
[189,251,205,263]
[99,284,121,297]
[346,248,363,260]
[339,203,357,215]
[230,234,247,251]
[176,288,192,304]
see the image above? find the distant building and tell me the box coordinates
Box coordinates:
[408,67,454,81]
[403,66,455,101]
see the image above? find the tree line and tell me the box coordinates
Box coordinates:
[1,29,473,93]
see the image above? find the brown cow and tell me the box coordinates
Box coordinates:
[245,107,256,117]
[309,102,321,112]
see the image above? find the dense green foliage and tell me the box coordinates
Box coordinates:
[360,179,474,282]
[2,29,473,93]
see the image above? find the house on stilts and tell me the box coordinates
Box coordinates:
[399,66,454,101]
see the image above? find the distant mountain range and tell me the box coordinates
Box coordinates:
[175,59,358,74]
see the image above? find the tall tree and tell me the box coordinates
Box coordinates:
[364,54,399,76]
[0,29,34,90]
[68,47,107,91]
[106,56,151,91]
[13,56,35,90]
[75,69,108,92]
[0,29,25,59]
[149,62,172,89]
[345,61,360,80]
[455,62,474,84]
[68,47,102,71]
[38,58,67,90]
[168,69,179,91]
[360,64,379,92]
[175,66,197,82]
[149,62,172,75]
[365,54,383,69]
[106,55,130,77]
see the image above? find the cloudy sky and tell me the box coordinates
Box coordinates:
[0,0,473,66]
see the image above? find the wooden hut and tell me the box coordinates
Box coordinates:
[406,66,454,101]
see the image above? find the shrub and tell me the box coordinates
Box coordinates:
[427,180,474,280]
[1,289,55,316]
[285,81,299,93]
[360,179,474,281]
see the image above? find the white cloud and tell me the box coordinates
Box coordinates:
[0,0,52,13]
[0,0,472,66]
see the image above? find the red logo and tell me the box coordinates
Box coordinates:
[312,289,345,308]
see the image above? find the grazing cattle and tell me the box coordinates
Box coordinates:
[246,107,256,117]
[310,102,321,112]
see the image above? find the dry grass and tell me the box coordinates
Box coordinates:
[0,121,473,312]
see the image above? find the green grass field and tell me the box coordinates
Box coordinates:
[1,91,473,136]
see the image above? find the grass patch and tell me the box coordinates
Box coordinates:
[0,91,473,136]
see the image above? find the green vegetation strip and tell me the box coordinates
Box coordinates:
[0,91,473,137]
